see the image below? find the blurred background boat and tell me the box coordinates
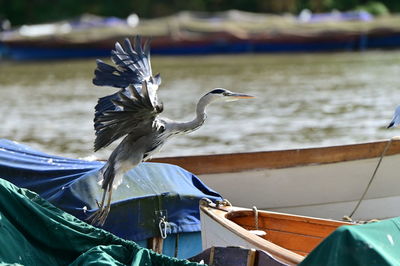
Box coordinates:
[2,10,400,60]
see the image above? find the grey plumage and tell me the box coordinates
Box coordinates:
[93,37,157,89]
[88,36,254,226]
[94,83,163,152]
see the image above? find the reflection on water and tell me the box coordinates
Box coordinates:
[0,51,399,159]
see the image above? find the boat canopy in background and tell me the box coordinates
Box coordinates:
[0,139,221,242]
[300,218,400,266]
[0,178,199,265]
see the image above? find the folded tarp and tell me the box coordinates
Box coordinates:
[0,178,200,265]
[0,139,221,242]
[300,218,400,265]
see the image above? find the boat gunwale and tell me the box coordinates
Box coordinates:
[151,139,400,175]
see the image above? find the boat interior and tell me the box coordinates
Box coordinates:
[225,209,350,256]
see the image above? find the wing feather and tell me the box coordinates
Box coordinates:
[92,35,163,151]
[141,81,154,108]
[92,36,159,92]
[94,82,163,151]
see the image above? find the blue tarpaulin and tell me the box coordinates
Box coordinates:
[0,139,221,242]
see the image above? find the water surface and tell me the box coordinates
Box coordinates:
[0,51,399,159]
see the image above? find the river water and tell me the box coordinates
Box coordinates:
[0,51,399,159]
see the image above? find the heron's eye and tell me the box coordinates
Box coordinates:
[210,89,225,94]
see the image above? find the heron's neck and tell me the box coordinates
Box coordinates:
[173,96,209,133]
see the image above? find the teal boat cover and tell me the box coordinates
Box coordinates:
[0,139,221,243]
[0,178,200,265]
[300,218,400,266]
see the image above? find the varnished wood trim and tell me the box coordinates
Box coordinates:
[231,216,345,239]
[201,205,305,265]
[151,139,400,175]
[246,249,256,266]
[226,210,350,227]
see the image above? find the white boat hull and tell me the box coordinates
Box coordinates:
[200,207,257,250]
[199,154,400,220]
[153,139,400,221]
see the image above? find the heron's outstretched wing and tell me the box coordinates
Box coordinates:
[92,36,164,151]
[93,36,161,116]
[94,83,163,151]
[93,36,161,89]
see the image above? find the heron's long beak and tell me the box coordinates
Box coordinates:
[227,92,255,99]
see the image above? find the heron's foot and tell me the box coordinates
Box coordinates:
[87,205,111,226]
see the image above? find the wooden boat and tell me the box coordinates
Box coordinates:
[199,199,351,265]
[152,138,400,220]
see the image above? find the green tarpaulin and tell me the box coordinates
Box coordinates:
[300,218,400,266]
[0,178,200,266]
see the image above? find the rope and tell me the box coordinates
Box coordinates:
[348,138,393,218]
[252,206,259,230]
[200,197,230,212]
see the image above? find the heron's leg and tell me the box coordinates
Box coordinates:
[105,187,113,212]
[86,188,108,224]
[97,188,107,209]
[96,187,114,226]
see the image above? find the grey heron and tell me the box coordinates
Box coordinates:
[388,105,400,128]
[88,36,254,225]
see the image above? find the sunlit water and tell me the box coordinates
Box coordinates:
[0,51,399,159]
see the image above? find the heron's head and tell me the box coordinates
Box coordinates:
[205,88,255,103]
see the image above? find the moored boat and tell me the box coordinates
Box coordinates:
[152,138,400,220]
[3,11,400,60]
[199,199,351,265]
